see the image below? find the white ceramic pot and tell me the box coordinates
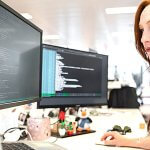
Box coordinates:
[58,128,66,137]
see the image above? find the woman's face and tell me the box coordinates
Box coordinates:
[139,5,150,57]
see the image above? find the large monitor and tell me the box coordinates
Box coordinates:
[38,44,108,108]
[0,1,42,109]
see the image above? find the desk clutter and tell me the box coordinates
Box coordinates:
[51,121,96,138]
[0,106,149,150]
[51,107,96,138]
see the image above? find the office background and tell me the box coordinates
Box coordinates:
[3,0,150,100]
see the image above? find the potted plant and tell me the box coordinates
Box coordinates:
[67,122,73,136]
[58,121,66,137]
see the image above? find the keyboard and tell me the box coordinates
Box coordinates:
[1,143,35,150]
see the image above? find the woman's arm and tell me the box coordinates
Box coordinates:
[125,136,150,150]
[101,132,150,149]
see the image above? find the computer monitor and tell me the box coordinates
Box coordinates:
[38,44,108,109]
[0,1,42,109]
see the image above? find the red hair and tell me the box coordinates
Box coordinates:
[134,0,150,64]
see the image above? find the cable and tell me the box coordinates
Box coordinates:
[25,129,33,141]
[49,136,58,143]
[3,127,19,135]
[50,120,59,125]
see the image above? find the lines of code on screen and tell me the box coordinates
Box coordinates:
[42,48,102,97]
[0,6,41,104]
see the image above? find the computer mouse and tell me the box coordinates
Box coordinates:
[105,136,112,141]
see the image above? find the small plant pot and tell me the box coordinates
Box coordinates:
[58,128,66,137]
[67,130,73,136]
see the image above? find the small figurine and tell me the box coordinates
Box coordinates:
[75,107,92,132]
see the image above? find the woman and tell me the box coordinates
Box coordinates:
[101,0,150,149]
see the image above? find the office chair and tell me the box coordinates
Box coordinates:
[108,86,140,108]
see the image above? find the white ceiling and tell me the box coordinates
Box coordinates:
[2,0,140,52]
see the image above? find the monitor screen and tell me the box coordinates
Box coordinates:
[0,1,42,109]
[38,44,108,108]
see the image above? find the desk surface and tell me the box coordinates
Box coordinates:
[54,108,147,150]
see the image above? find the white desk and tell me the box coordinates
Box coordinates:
[54,109,148,150]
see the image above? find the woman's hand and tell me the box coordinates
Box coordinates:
[101,131,128,147]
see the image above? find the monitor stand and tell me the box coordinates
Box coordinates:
[51,107,96,138]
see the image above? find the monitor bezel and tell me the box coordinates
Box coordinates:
[0,1,43,109]
[38,44,108,108]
